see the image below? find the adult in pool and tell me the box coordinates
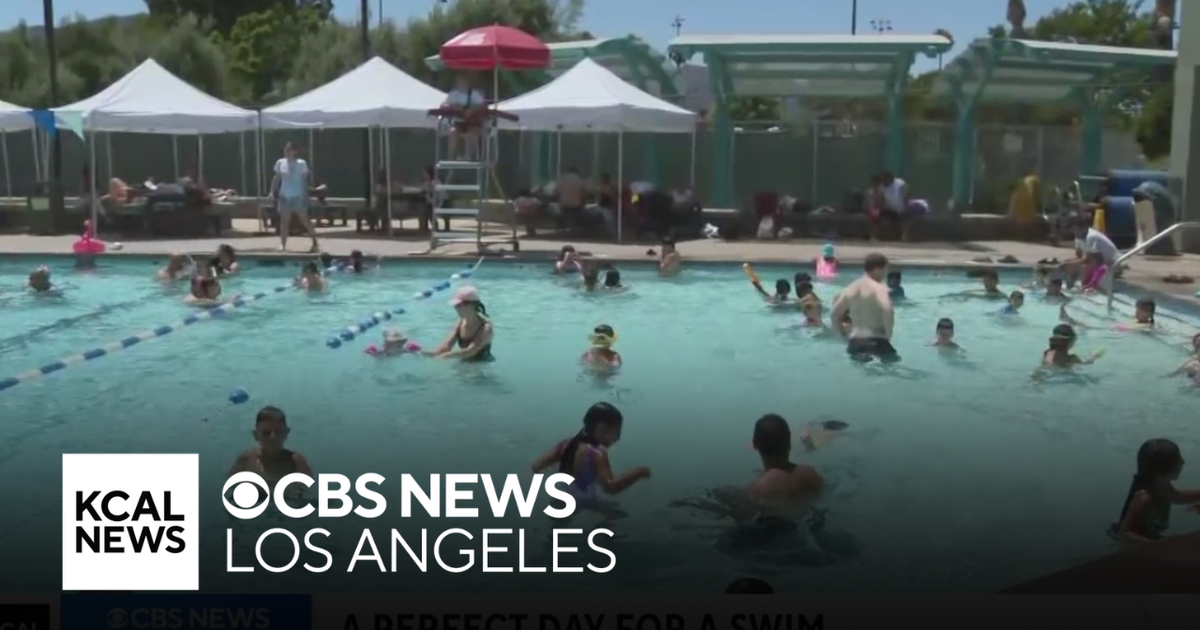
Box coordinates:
[829,253,899,363]
[670,414,827,522]
[228,405,314,487]
[427,286,494,362]
[947,269,1004,300]
[1112,438,1200,543]
[530,402,650,518]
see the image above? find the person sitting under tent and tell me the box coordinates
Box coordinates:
[443,74,488,159]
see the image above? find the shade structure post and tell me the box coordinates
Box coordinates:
[171,135,179,179]
[104,133,114,183]
[811,120,818,202]
[689,130,696,187]
[591,132,599,175]
[31,128,41,183]
[1,131,10,197]
[307,128,316,174]
[617,131,624,243]
[239,131,247,196]
[88,132,98,235]
[198,135,205,180]
[384,127,393,237]
[555,128,562,176]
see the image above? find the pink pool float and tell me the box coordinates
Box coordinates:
[72,221,106,255]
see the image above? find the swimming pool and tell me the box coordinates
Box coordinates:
[1,254,1198,594]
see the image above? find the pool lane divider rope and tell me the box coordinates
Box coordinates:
[325,257,484,349]
[0,284,294,394]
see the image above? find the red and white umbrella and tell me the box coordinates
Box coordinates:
[440,25,550,70]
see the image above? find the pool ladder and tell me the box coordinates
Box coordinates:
[429,115,518,253]
[1103,221,1200,313]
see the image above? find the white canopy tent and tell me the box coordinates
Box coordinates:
[0,99,32,197]
[53,59,258,232]
[499,58,698,241]
[54,59,256,134]
[260,56,446,129]
[261,57,452,236]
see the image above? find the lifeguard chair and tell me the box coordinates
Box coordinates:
[426,105,519,252]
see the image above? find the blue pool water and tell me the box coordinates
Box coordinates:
[1,255,1198,593]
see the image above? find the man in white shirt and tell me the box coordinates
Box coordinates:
[875,171,917,242]
[271,142,320,253]
[1060,217,1120,287]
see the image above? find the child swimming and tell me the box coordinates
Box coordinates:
[886,271,905,300]
[798,294,824,327]
[365,328,421,357]
[1132,297,1156,327]
[27,266,55,294]
[185,272,226,306]
[658,237,682,277]
[530,402,650,516]
[1040,323,1103,368]
[932,317,959,350]
[948,270,1004,300]
[209,243,239,276]
[228,405,314,488]
[554,245,581,275]
[997,290,1024,315]
[581,324,622,369]
[1043,277,1068,301]
[1112,438,1200,543]
[1166,333,1200,381]
[580,265,600,292]
[758,279,792,306]
[296,262,326,291]
[157,253,192,281]
[602,269,626,292]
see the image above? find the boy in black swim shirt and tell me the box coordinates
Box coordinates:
[229,406,313,485]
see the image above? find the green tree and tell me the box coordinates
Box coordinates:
[144,0,332,35]
[221,4,326,102]
[728,96,781,122]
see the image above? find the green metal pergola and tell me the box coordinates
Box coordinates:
[426,36,684,182]
[666,34,951,207]
[933,38,1176,209]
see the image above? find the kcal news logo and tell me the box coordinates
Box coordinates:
[62,454,201,591]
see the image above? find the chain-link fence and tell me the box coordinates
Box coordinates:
[0,120,1139,214]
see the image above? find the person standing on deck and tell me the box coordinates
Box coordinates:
[272,142,320,253]
[830,253,899,363]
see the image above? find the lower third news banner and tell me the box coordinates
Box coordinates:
[313,594,1176,630]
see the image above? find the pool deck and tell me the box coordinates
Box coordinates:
[2,219,1198,309]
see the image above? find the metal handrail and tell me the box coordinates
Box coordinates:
[1104,221,1200,313]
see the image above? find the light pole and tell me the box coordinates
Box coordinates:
[360,0,371,222]
[672,15,685,36]
[851,0,858,35]
[42,0,64,232]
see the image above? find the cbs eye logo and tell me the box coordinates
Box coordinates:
[222,472,270,519]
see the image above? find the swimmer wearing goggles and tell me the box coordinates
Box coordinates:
[932,317,959,350]
[582,324,622,368]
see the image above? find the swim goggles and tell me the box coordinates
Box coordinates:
[588,331,618,346]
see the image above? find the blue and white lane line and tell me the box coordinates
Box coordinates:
[325,257,484,348]
[0,285,293,394]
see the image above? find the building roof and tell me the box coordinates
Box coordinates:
[933,38,1177,103]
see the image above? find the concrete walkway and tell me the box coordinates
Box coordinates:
[2,219,1198,306]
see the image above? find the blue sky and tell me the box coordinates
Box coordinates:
[0,0,1071,72]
